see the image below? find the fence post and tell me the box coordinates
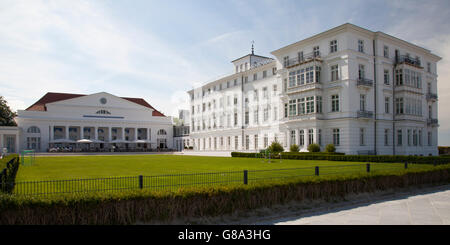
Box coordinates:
[243,170,248,185]
[315,166,319,176]
[139,175,143,189]
[404,161,408,169]
[366,163,370,173]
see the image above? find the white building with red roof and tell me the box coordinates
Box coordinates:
[13,92,173,152]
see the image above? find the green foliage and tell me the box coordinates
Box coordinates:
[0,154,20,193]
[267,141,284,154]
[290,144,299,152]
[0,96,17,126]
[325,144,336,153]
[307,143,321,152]
[1,166,449,225]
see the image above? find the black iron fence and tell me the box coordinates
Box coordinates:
[3,162,431,196]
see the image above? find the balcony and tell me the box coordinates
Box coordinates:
[426,93,438,101]
[427,118,438,127]
[396,55,423,69]
[357,78,373,87]
[286,82,322,94]
[284,51,322,68]
[357,110,374,118]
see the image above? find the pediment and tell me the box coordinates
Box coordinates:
[46,92,153,111]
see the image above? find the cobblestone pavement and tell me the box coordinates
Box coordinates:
[264,185,450,225]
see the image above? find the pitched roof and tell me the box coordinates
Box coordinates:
[26,92,166,117]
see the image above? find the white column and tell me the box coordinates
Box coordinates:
[122,127,125,141]
[147,128,150,141]
[65,126,69,140]
[81,126,85,139]
[108,127,112,142]
[49,125,54,141]
[94,126,98,140]
[286,130,290,147]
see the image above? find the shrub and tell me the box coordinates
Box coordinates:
[325,144,336,153]
[307,143,321,152]
[268,141,284,154]
[290,144,299,152]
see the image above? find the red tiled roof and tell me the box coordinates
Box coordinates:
[26,92,166,117]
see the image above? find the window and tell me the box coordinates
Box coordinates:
[96,110,111,115]
[316,96,322,113]
[245,111,249,125]
[290,130,296,146]
[264,134,268,148]
[385,97,390,114]
[330,40,337,53]
[254,89,258,101]
[413,130,418,146]
[298,51,304,62]
[306,96,315,114]
[308,129,314,145]
[157,129,167,135]
[318,129,322,146]
[331,64,339,81]
[253,108,259,124]
[244,76,248,83]
[407,129,411,146]
[253,73,257,81]
[331,95,339,112]
[254,135,258,150]
[272,67,277,75]
[428,131,432,146]
[234,79,237,86]
[298,98,305,115]
[358,39,364,53]
[234,113,238,126]
[419,130,422,146]
[289,99,297,116]
[263,107,269,122]
[333,128,340,146]
[395,69,403,86]
[360,128,365,146]
[397,129,402,146]
[360,94,366,111]
[284,103,288,118]
[427,62,431,73]
[358,64,365,79]
[283,56,289,68]
[235,136,239,150]
[384,129,389,146]
[234,96,238,105]
[299,130,304,146]
[27,126,40,133]
[245,135,249,150]
[273,84,277,95]
[313,46,320,57]
[384,45,389,58]
[263,70,267,78]
[395,98,404,114]
[384,69,390,85]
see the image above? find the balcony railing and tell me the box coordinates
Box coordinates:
[284,51,322,68]
[357,110,374,118]
[357,78,373,87]
[427,118,438,126]
[396,55,422,68]
[426,93,438,101]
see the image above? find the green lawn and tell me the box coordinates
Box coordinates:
[12,155,436,195]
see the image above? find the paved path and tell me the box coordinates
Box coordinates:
[264,185,450,225]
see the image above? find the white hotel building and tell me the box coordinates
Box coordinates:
[187,23,441,156]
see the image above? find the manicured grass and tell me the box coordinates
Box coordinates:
[12,154,437,195]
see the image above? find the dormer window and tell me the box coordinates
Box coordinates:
[96,110,111,115]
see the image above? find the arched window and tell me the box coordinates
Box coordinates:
[96,110,111,115]
[27,126,40,133]
[157,129,167,135]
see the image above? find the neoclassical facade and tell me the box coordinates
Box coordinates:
[188,23,441,156]
[14,92,174,152]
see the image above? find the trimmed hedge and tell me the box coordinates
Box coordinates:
[279,153,450,164]
[1,165,449,225]
[0,154,20,193]
[232,151,450,165]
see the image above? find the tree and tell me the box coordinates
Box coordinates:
[290,144,299,152]
[325,144,336,153]
[307,143,321,152]
[0,96,17,126]
[267,141,284,154]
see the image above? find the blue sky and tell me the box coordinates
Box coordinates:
[1,0,450,145]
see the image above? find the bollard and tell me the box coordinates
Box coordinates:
[139,175,143,189]
[366,163,370,173]
[243,170,248,185]
[315,166,319,176]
